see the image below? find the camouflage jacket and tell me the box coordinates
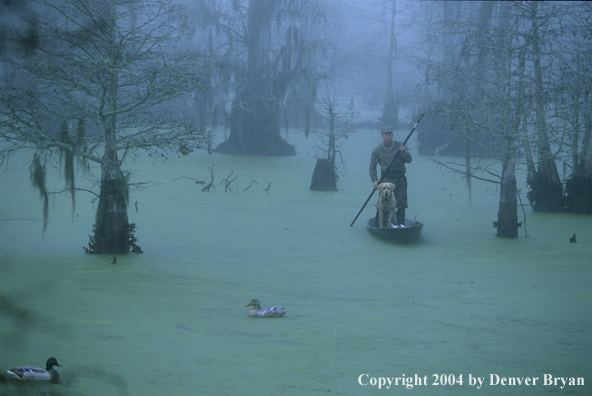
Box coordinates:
[369,141,413,183]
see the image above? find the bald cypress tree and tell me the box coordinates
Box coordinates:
[0,0,207,254]
[212,0,322,156]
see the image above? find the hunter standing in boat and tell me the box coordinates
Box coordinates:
[369,125,413,226]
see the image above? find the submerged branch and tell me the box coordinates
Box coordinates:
[243,180,258,191]
[128,181,161,191]
[221,172,237,192]
[173,176,206,185]
[201,164,216,192]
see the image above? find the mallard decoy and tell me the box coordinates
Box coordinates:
[7,357,61,382]
[244,299,287,317]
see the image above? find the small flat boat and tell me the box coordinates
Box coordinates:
[367,217,423,244]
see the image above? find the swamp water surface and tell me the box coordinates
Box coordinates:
[1,129,590,396]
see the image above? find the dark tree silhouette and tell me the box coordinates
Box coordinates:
[310,83,354,191]
[212,0,322,156]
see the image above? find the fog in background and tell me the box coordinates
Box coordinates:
[2,1,590,153]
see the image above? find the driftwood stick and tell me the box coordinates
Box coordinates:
[243,180,258,191]
[223,177,237,192]
[173,176,206,185]
[221,172,237,192]
[220,172,234,184]
[201,164,216,192]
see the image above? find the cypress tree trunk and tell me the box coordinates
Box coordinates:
[216,93,295,156]
[91,148,131,254]
[526,2,564,212]
[565,101,592,214]
[87,104,138,253]
[565,170,592,214]
[310,158,337,191]
[494,159,519,238]
[310,97,338,191]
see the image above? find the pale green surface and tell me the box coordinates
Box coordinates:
[1,129,590,396]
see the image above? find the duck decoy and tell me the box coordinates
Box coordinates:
[7,357,61,382]
[244,299,287,317]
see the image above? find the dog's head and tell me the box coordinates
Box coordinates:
[378,182,395,197]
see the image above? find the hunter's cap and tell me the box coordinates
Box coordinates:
[381,125,394,134]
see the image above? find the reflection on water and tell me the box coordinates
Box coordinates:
[1,130,590,396]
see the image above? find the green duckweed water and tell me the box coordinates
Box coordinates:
[1,129,590,396]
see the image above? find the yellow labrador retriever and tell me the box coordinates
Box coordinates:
[375,182,397,227]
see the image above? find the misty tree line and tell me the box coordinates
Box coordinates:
[415,1,592,228]
[0,1,590,252]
